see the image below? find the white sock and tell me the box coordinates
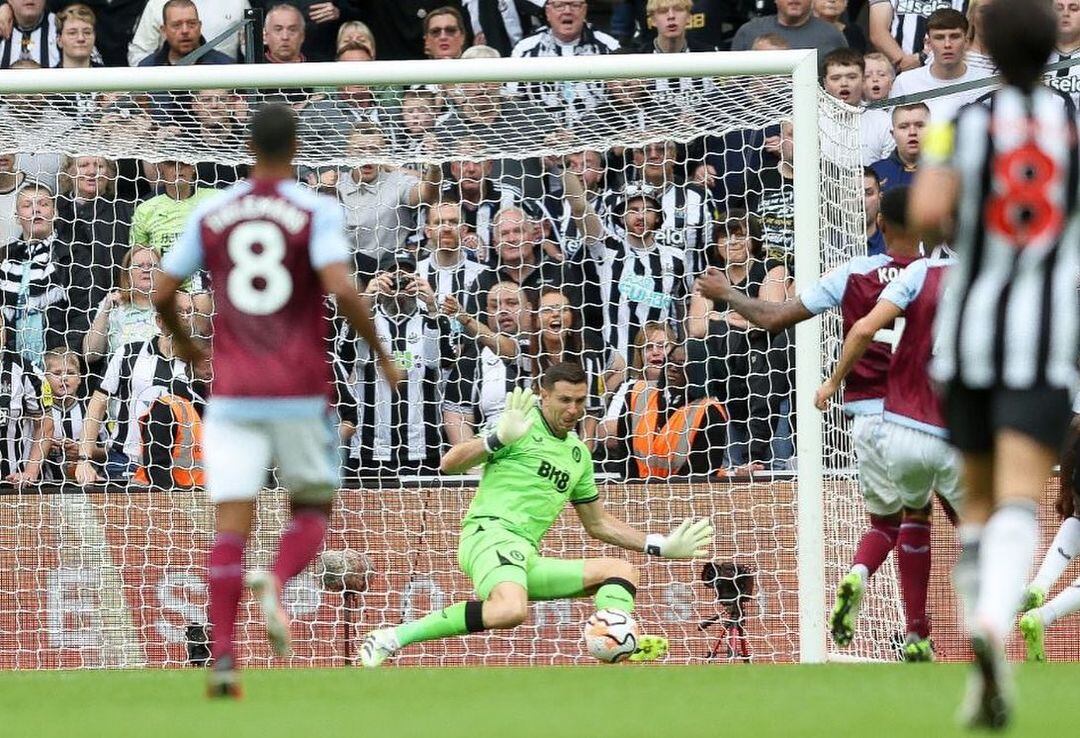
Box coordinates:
[1041,577,1080,628]
[975,502,1038,641]
[1031,516,1080,592]
[953,523,983,628]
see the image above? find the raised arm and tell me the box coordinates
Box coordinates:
[869,2,920,71]
[560,167,604,243]
[814,299,904,411]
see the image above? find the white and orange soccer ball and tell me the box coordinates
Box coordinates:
[583,609,639,663]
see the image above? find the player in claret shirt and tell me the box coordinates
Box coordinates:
[696,187,924,650]
[358,362,714,667]
[153,103,401,698]
[816,249,960,664]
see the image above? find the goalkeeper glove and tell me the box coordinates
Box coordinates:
[645,518,714,559]
[484,386,534,454]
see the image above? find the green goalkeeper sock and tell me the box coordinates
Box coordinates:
[395,601,486,648]
[595,577,636,613]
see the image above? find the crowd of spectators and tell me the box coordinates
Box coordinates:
[0,0,1065,487]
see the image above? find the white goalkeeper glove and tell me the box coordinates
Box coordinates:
[484,386,534,454]
[644,517,714,559]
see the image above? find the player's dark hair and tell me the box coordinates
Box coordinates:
[879,186,910,230]
[821,48,865,78]
[249,103,297,162]
[984,0,1057,90]
[925,7,968,34]
[863,166,880,188]
[540,361,587,390]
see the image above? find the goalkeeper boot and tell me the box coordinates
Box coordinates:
[628,634,669,663]
[1019,584,1045,613]
[1019,612,1046,663]
[359,628,401,668]
[901,634,935,663]
[206,654,242,700]
[829,572,864,648]
[246,570,292,657]
[957,629,1013,731]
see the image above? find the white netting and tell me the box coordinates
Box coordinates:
[0,66,885,667]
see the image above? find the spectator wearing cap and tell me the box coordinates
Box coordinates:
[595,185,690,360]
[129,0,247,66]
[730,0,846,56]
[335,122,441,260]
[137,0,234,65]
[338,250,455,478]
[423,5,468,59]
[55,4,101,68]
[621,139,711,273]
[461,0,543,57]
[0,0,60,68]
[509,0,620,124]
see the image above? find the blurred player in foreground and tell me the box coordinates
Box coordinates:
[154,103,401,698]
[816,195,960,662]
[359,362,714,666]
[696,188,924,652]
[1019,396,1080,660]
[909,0,1078,728]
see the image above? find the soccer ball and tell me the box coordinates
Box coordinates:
[583,609,639,663]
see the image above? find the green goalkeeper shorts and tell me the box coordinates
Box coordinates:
[458,519,586,601]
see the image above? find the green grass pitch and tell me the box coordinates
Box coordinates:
[2,663,1076,738]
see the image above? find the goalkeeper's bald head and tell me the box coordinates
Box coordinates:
[249,102,298,164]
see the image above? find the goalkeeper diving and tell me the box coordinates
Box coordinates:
[360,362,714,666]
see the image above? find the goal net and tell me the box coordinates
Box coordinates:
[0,52,900,668]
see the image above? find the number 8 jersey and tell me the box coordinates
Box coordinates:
[924,86,1080,391]
[162,178,352,399]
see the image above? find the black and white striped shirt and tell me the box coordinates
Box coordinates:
[930,86,1079,391]
[597,237,690,359]
[507,24,620,124]
[0,13,60,69]
[0,350,43,478]
[343,306,454,465]
[98,338,191,461]
[1045,48,1080,108]
[0,235,67,315]
[417,253,485,313]
[874,0,968,58]
[443,345,529,431]
[44,395,105,480]
[608,183,712,274]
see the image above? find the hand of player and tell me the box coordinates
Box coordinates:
[652,517,714,559]
[814,379,839,411]
[75,460,100,486]
[172,335,209,367]
[377,353,404,388]
[695,267,732,302]
[494,387,534,446]
[308,2,340,24]
[0,4,12,40]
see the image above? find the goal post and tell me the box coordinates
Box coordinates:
[0,50,861,667]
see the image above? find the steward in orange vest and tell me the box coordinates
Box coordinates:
[627,377,729,478]
[133,393,204,489]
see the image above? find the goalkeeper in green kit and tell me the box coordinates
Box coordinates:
[360,362,714,666]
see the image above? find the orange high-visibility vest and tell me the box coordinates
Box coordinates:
[133,394,205,488]
[629,380,727,478]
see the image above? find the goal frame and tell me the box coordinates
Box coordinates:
[0,49,825,663]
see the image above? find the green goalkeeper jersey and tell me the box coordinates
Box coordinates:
[463,406,600,546]
[130,188,220,253]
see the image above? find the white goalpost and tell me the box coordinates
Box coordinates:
[0,51,894,668]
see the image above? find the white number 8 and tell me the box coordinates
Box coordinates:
[226,221,293,315]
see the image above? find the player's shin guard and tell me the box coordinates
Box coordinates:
[976,501,1038,640]
[271,509,328,585]
[395,601,486,648]
[852,515,900,578]
[208,532,246,662]
[595,577,637,613]
[897,521,932,639]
